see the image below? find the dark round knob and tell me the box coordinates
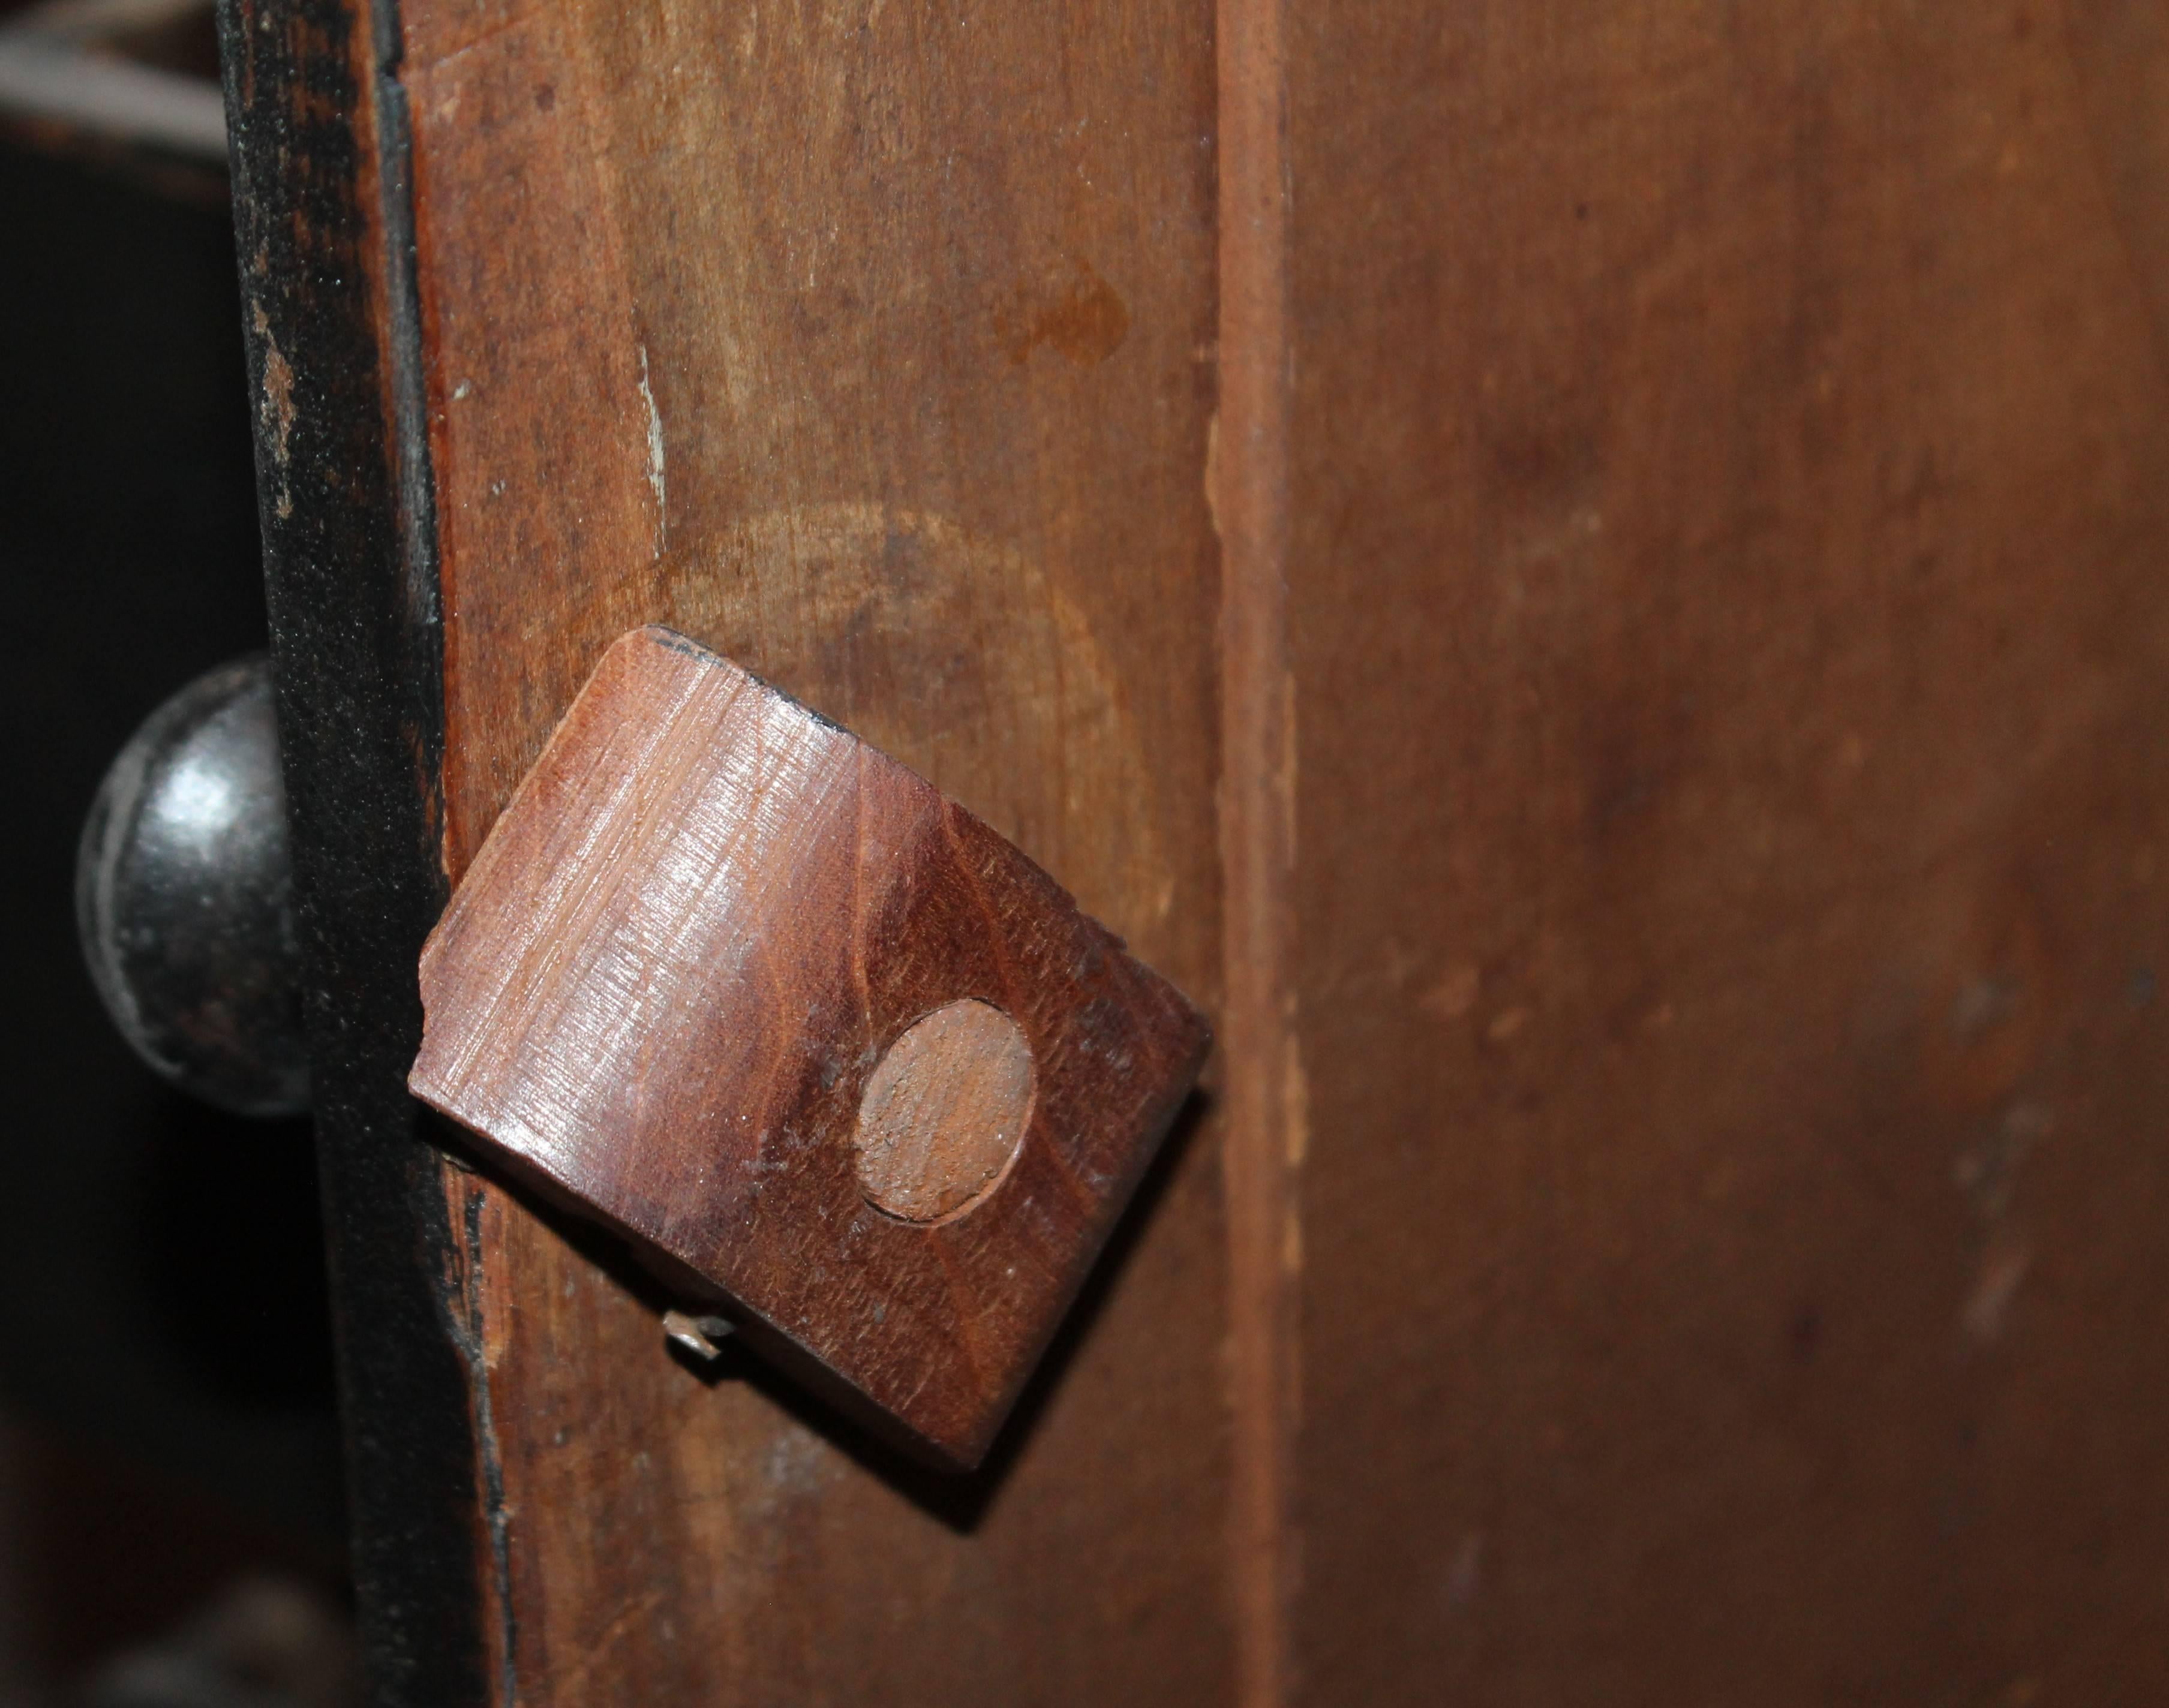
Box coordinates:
[76,655,310,1118]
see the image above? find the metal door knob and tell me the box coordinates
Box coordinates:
[76,655,311,1118]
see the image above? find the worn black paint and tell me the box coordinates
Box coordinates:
[215,1,486,1701]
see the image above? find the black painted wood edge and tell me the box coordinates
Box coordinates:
[216,2,487,1701]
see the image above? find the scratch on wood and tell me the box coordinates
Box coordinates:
[638,341,666,546]
[434,1177,519,1708]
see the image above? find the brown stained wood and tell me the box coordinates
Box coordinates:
[1278,1,2169,1702]
[230,0,2169,1694]
[410,626,1208,1468]
[388,0,1228,1701]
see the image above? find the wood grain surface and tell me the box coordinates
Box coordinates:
[395,0,1228,1701]
[223,0,2169,1699]
[1273,1,2169,1701]
[410,627,1208,1468]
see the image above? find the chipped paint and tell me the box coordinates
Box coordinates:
[252,302,297,522]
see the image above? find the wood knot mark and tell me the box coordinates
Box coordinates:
[994,257,1130,368]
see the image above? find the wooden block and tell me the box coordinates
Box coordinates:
[408,626,1209,1469]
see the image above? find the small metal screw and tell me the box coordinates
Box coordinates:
[662,1310,736,1360]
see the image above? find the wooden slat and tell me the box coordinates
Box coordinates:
[391,0,1230,1700]
[1276,2,2169,1700]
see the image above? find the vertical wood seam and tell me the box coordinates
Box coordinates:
[1216,0,1299,1698]
[365,0,520,1696]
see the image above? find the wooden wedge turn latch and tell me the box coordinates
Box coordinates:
[408,627,1210,1470]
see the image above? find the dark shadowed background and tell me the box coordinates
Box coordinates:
[0,70,352,1703]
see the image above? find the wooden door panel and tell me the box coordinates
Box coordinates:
[221,0,2169,1700]
[1279,3,2169,1700]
